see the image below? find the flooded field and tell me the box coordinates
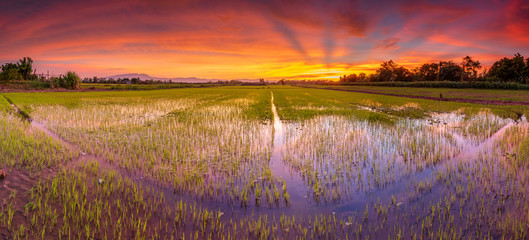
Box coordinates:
[1,86,529,239]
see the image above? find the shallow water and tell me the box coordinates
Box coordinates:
[9,96,529,238]
[28,97,527,221]
[265,108,528,218]
[269,92,307,205]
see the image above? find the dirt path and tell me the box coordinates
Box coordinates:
[305,86,529,106]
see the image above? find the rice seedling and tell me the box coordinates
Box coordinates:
[0,86,528,238]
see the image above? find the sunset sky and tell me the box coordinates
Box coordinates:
[1,0,528,80]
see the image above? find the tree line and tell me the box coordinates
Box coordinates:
[1,57,80,89]
[339,54,529,84]
[0,57,36,81]
[82,77,164,84]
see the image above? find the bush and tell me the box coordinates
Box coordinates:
[26,81,51,89]
[63,71,81,89]
[50,77,60,88]
[0,63,21,82]
[51,72,80,89]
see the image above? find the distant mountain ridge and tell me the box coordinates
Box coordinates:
[105,73,258,83]
[106,73,156,80]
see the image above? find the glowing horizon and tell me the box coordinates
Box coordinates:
[1,0,528,80]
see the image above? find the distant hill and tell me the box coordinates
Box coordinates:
[106,73,156,80]
[105,73,259,83]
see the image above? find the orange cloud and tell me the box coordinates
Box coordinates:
[0,0,527,80]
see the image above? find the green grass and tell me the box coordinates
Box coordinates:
[272,87,395,123]
[4,87,273,120]
[271,87,529,121]
[321,85,529,102]
[0,96,12,112]
[0,98,79,171]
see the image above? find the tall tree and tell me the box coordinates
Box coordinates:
[461,56,482,80]
[439,61,464,81]
[376,60,410,82]
[394,66,411,82]
[376,60,397,81]
[17,57,33,80]
[416,63,439,81]
[487,53,526,82]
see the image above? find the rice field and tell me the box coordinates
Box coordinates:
[1,86,529,239]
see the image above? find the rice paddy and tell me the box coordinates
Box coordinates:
[1,86,529,239]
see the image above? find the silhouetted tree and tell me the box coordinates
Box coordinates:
[461,56,481,80]
[375,60,410,81]
[358,73,367,81]
[414,63,439,81]
[340,73,371,82]
[439,61,463,81]
[367,74,377,82]
[340,74,358,82]
[394,66,411,82]
[336,54,529,85]
[376,60,397,81]
[487,53,527,83]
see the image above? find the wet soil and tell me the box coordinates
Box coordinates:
[0,168,58,238]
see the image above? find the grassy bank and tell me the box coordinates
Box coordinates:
[330,81,529,90]
[313,85,529,102]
